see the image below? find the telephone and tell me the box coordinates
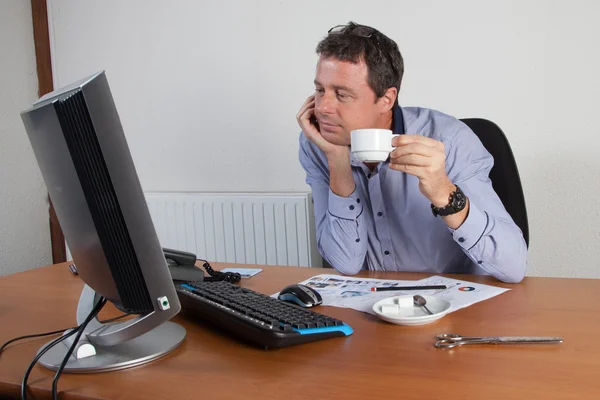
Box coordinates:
[163,247,241,283]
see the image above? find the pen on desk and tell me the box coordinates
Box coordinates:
[370,285,447,292]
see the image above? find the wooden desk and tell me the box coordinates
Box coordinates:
[1,263,599,400]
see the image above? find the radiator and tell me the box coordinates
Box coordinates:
[144,192,321,267]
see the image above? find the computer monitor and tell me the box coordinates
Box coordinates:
[21,71,186,372]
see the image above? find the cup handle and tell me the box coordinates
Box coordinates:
[390,134,400,152]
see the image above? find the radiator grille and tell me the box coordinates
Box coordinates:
[145,193,320,267]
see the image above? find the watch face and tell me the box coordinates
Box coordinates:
[452,191,467,210]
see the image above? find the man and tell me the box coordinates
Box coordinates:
[297,22,527,283]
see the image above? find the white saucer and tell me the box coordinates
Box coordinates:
[372,295,452,326]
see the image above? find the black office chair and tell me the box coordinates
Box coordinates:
[460,118,529,247]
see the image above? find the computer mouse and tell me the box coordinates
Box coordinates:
[278,284,323,308]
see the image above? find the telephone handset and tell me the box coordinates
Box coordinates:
[163,247,241,283]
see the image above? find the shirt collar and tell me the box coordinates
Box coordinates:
[391,104,405,135]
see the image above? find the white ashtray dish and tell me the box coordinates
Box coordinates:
[372,295,451,326]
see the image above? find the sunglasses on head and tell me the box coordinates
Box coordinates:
[327,24,397,79]
[328,24,378,37]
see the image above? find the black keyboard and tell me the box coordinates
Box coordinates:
[176,281,353,349]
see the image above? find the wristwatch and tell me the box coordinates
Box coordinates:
[431,185,467,217]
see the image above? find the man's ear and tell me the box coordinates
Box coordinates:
[378,87,397,113]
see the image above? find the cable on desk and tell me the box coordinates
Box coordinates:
[20,297,106,400]
[20,328,79,400]
[51,297,107,400]
[1,328,76,356]
[1,313,130,356]
[197,258,241,283]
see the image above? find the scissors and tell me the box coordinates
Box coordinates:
[435,333,564,349]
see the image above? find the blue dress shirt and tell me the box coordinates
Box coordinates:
[299,106,527,283]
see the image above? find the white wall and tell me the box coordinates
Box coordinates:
[0,1,52,275]
[47,0,600,278]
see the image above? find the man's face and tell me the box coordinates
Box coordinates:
[314,56,390,146]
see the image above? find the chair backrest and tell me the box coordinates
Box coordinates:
[460,118,529,247]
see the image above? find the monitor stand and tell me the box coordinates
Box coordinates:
[38,285,186,373]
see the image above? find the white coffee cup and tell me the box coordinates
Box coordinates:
[351,129,400,162]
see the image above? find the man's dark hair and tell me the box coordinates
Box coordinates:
[316,22,404,106]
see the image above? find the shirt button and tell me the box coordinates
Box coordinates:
[477,260,483,264]
[458,237,465,243]
[355,238,360,243]
[384,250,390,255]
[356,198,360,203]
[349,205,355,210]
[377,212,383,217]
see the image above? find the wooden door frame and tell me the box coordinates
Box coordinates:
[30,0,66,263]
